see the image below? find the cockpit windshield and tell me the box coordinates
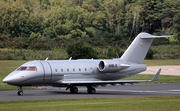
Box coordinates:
[17,67,27,71]
[27,67,37,71]
[17,66,37,71]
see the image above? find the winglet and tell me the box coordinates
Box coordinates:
[151,68,161,81]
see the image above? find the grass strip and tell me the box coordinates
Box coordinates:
[0,96,180,111]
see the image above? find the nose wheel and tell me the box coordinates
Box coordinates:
[17,86,23,96]
[17,91,23,96]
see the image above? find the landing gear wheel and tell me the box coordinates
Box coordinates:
[87,87,96,94]
[17,86,23,96]
[70,86,78,93]
[17,91,23,96]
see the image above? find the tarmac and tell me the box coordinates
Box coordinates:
[139,65,180,76]
[1,84,180,101]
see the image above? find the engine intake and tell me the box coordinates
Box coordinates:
[98,60,121,73]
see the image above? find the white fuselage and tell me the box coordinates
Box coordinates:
[3,59,146,87]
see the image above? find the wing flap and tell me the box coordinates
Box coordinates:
[62,69,161,84]
[62,80,151,84]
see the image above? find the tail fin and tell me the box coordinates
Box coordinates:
[120,32,175,64]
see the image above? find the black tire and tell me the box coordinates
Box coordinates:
[70,87,74,93]
[91,88,96,94]
[73,87,78,93]
[87,88,92,94]
[70,86,78,94]
[17,91,23,96]
[87,87,96,94]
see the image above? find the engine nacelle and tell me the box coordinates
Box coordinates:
[98,60,121,73]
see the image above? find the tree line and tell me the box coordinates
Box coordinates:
[0,0,180,50]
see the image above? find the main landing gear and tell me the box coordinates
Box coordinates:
[17,86,23,96]
[87,86,96,94]
[66,86,96,94]
[66,86,78,93]
[70,86,78,93]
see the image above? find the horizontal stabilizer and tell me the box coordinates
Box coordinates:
[141,35,176,39]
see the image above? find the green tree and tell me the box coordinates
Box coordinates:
[43,27,56,39]
[9,1,29,37]
[145,48,154,59]
[160,0,180,31]
[173,13,180,42]
[107,46,113,58]
[66,42,97,59]
[112,33,123,41]
[0,1,10,36]
[139,0,163,34]
[104,0,125,33]
[0,1,30,37]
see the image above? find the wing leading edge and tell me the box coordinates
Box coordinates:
[62,69,161,85]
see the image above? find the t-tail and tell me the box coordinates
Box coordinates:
[120,32,175,64]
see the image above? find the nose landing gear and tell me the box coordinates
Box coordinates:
[17,86,23,96]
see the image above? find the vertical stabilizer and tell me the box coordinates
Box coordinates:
[120,32,174,64]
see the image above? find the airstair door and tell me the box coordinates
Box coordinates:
[40,61,52,80]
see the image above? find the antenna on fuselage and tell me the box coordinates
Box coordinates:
[69,57,72,60]
[45,57,48,61]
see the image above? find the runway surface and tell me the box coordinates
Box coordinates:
[0,83,180,101]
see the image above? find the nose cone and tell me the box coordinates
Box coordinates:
[3,77,11,83]
[3,75,16,84]
[2,71,22,85]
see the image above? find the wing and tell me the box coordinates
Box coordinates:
[62,69,161,85]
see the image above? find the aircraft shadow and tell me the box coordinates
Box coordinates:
[48,90,151,96]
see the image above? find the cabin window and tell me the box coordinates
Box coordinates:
[79,68,81,71]
[61,69,63,72]
[55,69,57,72]
[67,69,69,72]
[85,68,87,71]
[73,68,75,72]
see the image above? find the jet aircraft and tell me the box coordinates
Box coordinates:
[3,32,174,96]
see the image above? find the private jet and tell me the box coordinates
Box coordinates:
[3,32,174,95]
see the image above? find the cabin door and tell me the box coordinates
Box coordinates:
[40,61,52,80]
